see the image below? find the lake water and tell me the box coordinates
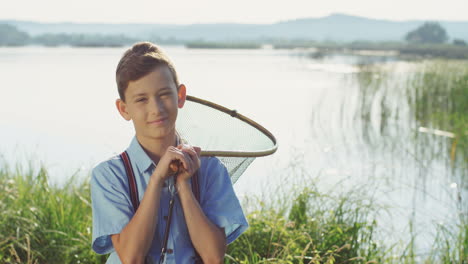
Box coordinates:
[0,46,464,257]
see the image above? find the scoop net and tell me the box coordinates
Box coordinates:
[176,95,278,183]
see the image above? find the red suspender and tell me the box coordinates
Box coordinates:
[190,170,202,263]
[120,151,140,212]
[191,170,200,202]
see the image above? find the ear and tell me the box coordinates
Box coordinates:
[116,99,132,121]
[177,84,187,108]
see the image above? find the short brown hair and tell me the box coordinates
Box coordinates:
[116,42,180,101]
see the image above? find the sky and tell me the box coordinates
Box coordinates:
[1,0,467,24]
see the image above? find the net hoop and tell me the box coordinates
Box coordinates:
[185,95,278,158]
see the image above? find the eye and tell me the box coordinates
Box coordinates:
[136,98,147,102]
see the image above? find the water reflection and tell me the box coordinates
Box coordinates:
[317,55,468,256]
[350,59,467,183]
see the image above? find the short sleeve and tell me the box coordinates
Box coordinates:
[200,158,249,244]
[90,161,134,254]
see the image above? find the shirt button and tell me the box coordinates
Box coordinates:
[167,249,173,254]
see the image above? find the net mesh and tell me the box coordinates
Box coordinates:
[176,96,277,183]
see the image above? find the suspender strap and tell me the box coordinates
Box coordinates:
[191,170,200,202]
[160,192,177,264]
[191,170,203,263]
[120,151,140,212]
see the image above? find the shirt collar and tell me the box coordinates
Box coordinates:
[125,136,155,173]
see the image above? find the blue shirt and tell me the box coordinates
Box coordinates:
[91,136,249,263]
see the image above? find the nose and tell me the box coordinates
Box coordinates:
[148,97,164,116]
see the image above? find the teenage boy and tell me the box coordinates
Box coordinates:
[91,42,248,264]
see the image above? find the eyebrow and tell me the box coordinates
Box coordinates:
[159,87,172,93]
[131,88,173,99]
[132,93,147,99]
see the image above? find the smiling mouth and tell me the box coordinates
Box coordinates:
[148,117,167,125]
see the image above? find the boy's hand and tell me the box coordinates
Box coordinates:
[174,144,201,183]
[152,144,201,183]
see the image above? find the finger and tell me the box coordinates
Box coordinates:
[176,149,191,172]
[174,156,189,176]
[179,145,197,160]
[169,160,181,173]
[179,144,194,151]
[176,145,200,174]
[168,147,189,172]
[181,147,197,158]
[182,147,200,172]
[193,146,201,157]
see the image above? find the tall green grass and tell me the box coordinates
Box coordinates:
[0,162,105,263]
[427,218,467,263]
[1,160,466,263]
[225,185,386,263]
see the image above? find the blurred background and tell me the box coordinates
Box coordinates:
[0,0,467,263]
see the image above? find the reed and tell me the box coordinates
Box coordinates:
[352,60,468,172]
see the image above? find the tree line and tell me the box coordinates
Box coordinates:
[0,24,136,47]
[1,22,467,47]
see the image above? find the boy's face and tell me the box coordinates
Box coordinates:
[116,66,186,141]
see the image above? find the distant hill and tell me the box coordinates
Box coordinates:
[2,13,468,42]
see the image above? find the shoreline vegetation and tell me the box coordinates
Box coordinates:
[187,41,468,60]
[0,161,466,263]
[185,42,262,49]
[273,41,468,60]
[2,23,468,59]
[3,37,468,60]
